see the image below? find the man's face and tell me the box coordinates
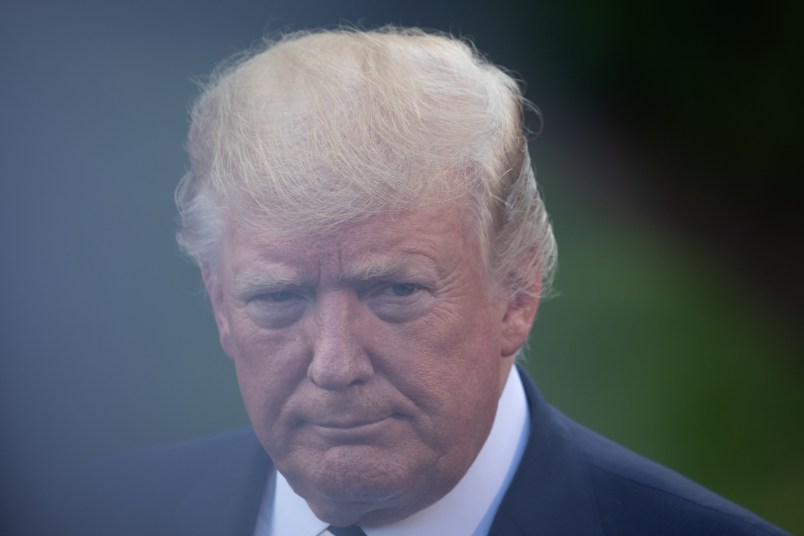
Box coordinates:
[205,203,536,526]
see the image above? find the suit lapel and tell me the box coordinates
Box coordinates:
[489,369,604,535]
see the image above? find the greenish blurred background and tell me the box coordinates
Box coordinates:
[2,0,802,533]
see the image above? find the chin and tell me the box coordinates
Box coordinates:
[317,445,415,497]
[290,445,436,522]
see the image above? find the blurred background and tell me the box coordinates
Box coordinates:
[2,0,802,532]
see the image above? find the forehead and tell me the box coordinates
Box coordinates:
[219,206,481,281]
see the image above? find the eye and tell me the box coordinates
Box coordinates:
[260,290,298,303]
[245,290,307,328]
[365,281,432,323]
[388,282,419,297]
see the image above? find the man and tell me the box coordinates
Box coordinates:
[60,28,786,535]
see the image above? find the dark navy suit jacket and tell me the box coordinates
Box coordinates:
[54,370,788,535]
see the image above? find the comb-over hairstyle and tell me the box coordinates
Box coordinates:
[176,27,556,298]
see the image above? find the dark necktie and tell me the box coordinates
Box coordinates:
[326,525,367,536]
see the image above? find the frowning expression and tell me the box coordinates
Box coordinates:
[204,204,533,526]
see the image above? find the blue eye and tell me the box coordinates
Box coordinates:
[389,283,418,297]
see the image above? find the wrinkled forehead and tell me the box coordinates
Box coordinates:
[216,165,485,241]
[214,200,492,285]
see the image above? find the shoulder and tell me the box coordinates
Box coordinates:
[73,427,266,503]
[91,427,265,478]
[46,428,271,536]
[559,404,788,535]
[500,369,789,535]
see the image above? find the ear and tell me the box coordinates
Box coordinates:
[500,286,540,358]
[201,263,236,359]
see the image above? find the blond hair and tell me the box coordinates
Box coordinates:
[176,27,556,298]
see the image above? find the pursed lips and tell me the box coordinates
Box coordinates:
[305,413,400,440]
[312,415,391,428]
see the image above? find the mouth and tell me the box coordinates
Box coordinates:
[307,415,397,441]
[313,416,388,428]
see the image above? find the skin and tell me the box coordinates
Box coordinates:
[203,202,540,526]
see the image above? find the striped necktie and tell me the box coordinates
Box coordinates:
[325,525,367,536]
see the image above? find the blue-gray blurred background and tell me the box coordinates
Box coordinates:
[2,0,802,533]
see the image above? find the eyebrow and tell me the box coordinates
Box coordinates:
[231,254,445,298]
[341,256,444,283]
[232,270,304,299]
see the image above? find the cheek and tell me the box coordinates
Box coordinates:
[380,305,502,422]
[375,317,502,479]
[227,318,308,429]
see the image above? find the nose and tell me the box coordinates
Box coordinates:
[306,290,374,390]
